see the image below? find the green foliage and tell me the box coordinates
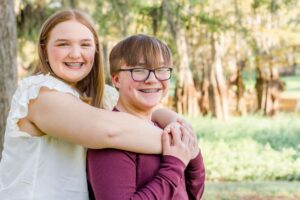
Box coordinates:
[197,13,232,32]
[189,114,300,181]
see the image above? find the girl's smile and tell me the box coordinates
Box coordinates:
[46,20,96,84]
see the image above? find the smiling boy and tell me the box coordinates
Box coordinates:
[87,34,205,200]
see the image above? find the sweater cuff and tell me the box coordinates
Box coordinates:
[187,150,203,170]
[163,155,186,170]
[159,155,186,185]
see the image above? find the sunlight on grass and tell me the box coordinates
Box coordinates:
[187,113,300,182]
[202,181,300,200]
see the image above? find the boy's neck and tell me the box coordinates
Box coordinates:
[115,100,154,122]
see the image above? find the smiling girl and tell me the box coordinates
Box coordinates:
[0,10,196,200]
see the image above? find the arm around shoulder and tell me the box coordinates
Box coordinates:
[28,88,162,153]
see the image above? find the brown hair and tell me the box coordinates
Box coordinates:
[35,9,104,108]
[109,34,172,76]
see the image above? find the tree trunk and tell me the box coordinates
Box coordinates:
[101,40,112,85]
[0,0,18,158]
[163,0,199,116]
[209,33,229,120]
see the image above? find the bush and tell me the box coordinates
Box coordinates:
[189,113,300,181]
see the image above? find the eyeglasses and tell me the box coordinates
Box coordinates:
[119,67,173,82]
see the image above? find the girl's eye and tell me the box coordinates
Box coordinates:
[57,43,69,46]
[81,43,92,47]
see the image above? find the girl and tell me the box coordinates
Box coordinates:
[87,34,205,200]
[0,10,195,199]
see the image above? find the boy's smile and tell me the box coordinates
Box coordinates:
[113,66,170,120]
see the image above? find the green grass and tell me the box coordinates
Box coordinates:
[190,113,300,150]
[202,181,300,200]
[281,75,300,97]
[188,113,300,181]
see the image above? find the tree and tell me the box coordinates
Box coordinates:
[0,0,18,158]
[163,0,199,116]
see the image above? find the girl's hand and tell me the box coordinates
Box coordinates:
[162,122,194,166]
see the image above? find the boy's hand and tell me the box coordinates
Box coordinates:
[162,122,194,166]
[177,119,200,159]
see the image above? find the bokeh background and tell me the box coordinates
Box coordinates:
[1,0,300,199]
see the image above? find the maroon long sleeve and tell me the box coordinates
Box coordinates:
[87,108,205,200]
[185,151,206,200]
[87,149,186,200]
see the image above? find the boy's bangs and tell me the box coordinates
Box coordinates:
[123,36,171,68]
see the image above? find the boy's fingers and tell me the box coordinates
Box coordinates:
[181,126,189,144]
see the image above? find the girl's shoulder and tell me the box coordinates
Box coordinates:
[19,74,80,98]
[6,74,80,127]
[102,84,119,110]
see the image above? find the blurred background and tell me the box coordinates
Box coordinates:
[1,0,300,199]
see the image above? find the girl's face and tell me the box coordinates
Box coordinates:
[113,61,170,116]
[46,20,96,84]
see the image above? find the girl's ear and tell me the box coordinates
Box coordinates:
[111,74,120,89]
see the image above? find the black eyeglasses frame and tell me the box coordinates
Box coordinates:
[118,67,173,82]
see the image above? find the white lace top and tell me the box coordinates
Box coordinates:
[0,74,118,200]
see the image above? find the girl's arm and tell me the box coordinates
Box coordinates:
[152,108,179,128]
[152,108,193,131]
[27,88,162,153]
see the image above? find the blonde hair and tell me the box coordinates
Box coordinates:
[35,9,104,108]
[109,34,172,76]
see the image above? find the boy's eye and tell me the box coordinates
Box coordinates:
[133,68,147,73]
[156,68,168,72]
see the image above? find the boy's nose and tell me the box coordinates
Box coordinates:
[145,71,158,82]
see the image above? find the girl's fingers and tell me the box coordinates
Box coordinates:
[164,124,171,134]
[162,130,170,153]
[177,118,193,130]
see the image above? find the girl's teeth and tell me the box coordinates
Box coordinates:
[140,89,159,93]
[65,63,82,67]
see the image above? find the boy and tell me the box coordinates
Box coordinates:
[87,34,205,200]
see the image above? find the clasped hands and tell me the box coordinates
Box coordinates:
[162,118,200,166]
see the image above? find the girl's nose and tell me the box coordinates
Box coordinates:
[68,46,81,59]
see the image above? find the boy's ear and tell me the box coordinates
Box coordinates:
[111,74,120,89]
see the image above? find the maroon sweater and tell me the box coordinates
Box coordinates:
[87,111,205,200]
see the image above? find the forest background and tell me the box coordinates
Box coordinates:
[1,0,300,199]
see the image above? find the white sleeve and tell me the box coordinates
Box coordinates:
[102,84,119,110]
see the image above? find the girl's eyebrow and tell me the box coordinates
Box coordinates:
[54,38,93,43]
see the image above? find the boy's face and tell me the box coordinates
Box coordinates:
[112,62,170,113]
